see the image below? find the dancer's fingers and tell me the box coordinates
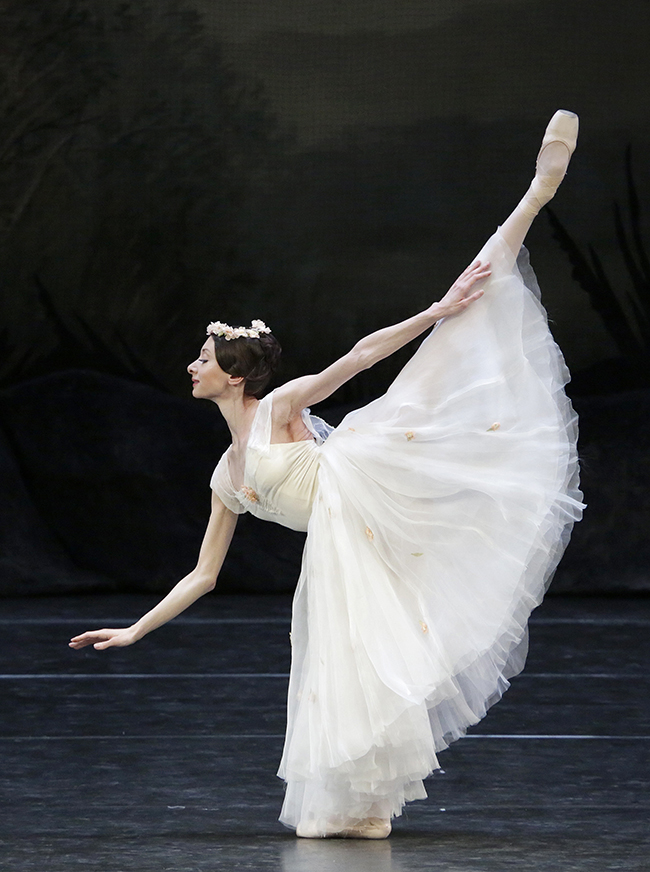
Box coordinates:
[459,266,490,295]
[458,289,484,310]
[434,260,490,318]
[461,261,491,285]
[461,260,482,279]
[472,263,491,280]
[69,631,99,648]
[69,628,130,649]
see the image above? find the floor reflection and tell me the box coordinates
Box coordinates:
[281,838,401,872]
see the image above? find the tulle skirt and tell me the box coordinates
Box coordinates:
[277,230,584,833]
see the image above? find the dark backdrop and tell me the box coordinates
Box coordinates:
[1,0,649,596]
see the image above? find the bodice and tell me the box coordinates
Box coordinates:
[210,393,329,532]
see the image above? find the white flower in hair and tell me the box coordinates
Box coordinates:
[206,319,272,340]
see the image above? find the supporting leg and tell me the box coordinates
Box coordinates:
[499,110,579,256]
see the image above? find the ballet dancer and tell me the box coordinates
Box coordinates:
[71,111,583,839]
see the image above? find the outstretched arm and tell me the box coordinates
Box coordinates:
[274,259,490,418]
[69,492,238,650]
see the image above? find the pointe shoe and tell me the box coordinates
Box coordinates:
[338,817,392,839]
[296,816,392,839]
[519,109,579,219]
[296,819,339,839]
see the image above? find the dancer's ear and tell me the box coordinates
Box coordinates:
[227,374,245,387]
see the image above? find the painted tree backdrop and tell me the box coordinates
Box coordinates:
[1,0,649,595]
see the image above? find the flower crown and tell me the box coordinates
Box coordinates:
[206,319,272,341]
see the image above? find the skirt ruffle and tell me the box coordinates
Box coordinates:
[277,230,584,833]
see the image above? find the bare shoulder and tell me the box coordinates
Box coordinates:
[269,384,307,441]
[272,375,323,420]
[267,384,289,424]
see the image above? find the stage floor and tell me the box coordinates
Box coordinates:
[1,593,648,871]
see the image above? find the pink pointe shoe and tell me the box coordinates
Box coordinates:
[296,816,392,839]
[519,109,579,219]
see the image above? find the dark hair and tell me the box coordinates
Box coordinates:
[211,331,282,399]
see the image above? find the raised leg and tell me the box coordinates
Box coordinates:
[499,110,579,256]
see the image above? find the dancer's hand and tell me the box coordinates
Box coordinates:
[430,260,491,320]
[69,627,138,650]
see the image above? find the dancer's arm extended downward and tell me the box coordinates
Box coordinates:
[69,493,237,650]
[273,259,490,418]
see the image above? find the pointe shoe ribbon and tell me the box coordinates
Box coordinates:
[520,109,579,219]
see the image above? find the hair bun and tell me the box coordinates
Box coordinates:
[210,330,282,398]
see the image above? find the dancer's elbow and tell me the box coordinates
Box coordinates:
[349,342,375,372]
[204,574,218,592]
[193,570,218,594]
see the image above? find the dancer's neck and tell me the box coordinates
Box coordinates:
[214,393,259,451]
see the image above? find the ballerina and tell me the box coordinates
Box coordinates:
[70,111,584,839]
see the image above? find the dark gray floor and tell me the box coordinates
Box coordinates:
[1,593,648,871]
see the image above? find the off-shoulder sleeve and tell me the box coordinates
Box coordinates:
[209,451,247,514]
[302,409,333,445]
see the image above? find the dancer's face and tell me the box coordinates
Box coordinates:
[187,341,237,399]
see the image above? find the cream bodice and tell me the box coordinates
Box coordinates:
[210,393,329,532]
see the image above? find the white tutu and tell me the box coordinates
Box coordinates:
[211,229,584,833]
